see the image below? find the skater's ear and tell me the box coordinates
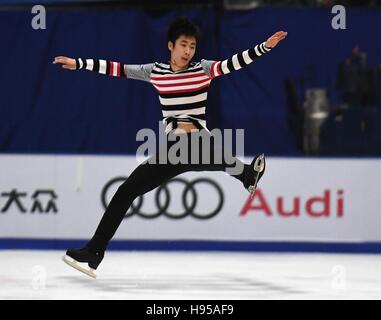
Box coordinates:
[168,41,174,52]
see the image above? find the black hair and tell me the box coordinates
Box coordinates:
[166,16,201,46]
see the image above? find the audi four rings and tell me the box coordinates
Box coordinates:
[101,177,224,219]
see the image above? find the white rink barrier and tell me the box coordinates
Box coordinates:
[0,154,380,243]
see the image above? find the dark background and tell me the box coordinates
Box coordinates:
[1,0,380,156]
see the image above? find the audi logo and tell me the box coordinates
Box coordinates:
[101,177,224,219]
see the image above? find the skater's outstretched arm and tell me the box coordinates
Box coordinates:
[53,56,154,82]
[202,31,288,79]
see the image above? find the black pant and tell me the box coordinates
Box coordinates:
[87,131,251,251]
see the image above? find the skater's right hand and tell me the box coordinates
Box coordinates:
[53,56,77,70]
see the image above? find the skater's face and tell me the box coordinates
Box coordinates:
[168,35,196,70]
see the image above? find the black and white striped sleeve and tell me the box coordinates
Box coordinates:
[75,58,154,82]
[201,42,272,79]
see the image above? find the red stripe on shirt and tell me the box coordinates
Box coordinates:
[210,61,217,78]
[154,83,210,94]
[109,61,114,76]
[152,78,211,88]
[150,71,206,81]
[215,61,222,76]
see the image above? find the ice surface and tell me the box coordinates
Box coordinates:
[1,250,381,300]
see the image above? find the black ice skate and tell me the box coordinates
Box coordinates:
[62,247,104,279]
[247,153,266,195]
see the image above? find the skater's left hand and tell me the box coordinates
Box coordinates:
[265,31,288,49]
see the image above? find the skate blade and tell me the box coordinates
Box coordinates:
[248,154,265,195]
[248,178,259,195]
[253,153,265,173]
[62,255,97,279]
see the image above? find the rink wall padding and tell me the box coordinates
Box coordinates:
[0,154,380,253]
[2,239,381,254]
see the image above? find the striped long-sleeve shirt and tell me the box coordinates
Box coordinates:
[76,41,272,133]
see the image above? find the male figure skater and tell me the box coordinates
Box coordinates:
[54,17,287,278]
